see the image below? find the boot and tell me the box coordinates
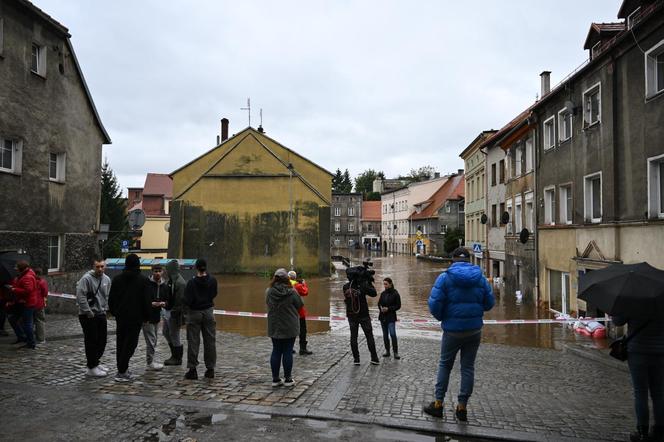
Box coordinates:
[650,426,664,442]
[630,426,649,442]
[382,338,390,357]
[392,341,400,360]
[299,345,313,355]
[164,345,183,366]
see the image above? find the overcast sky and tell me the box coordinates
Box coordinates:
[37,0,622,192]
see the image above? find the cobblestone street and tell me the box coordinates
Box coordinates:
[0,314,634,441]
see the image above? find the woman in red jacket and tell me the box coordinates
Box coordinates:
[8,261,38,349]
[33,268,48,344]
[288,271,312,355]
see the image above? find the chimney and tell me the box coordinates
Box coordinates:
[221,118,229,142]
[458,169,464,175]
[434,172,440,178]
[540,71,551,97]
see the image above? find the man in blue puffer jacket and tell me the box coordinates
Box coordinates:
[423,247,495,421]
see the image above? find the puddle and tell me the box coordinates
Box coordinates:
[143,411,225,441]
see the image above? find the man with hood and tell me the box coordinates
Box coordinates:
[76,257,111,377]
[183,258,217,380]
[423,247,495,421]
[163,259,186,366]
[142,264,168,370]
[108,254,150,382]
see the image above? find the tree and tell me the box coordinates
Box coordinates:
[332,168,344,192]
[354,169,384,199]
[444,228,465,254]
[100,159,127,257]
[337,169,353,193]
[365,191,381,201]
[407,165,437,182]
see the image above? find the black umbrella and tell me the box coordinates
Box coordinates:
[0,252,29,285]
[578,262,664,319]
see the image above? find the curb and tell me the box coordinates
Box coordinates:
[562,343,628,373]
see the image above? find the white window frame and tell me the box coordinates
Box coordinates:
[31,42,47,76]
[334,222,340,232]
[348,222,355,232]
[506,199,513,234]
[348,206,354,216]
[514,195,523,233]
[334,207,341,217]
[628,7,641,29]
[525,137,533,172]
[47,235,61,273]
[558,108,573,142]
[559,184,573,225]
[49,152,66,182]
[584,172,603,223]
[0,137,22,175]
[543,116,556,150]
[583,82,601,127]
[544,186,555,225]
[647,154,664,219]
[525,192,534,232]
[514,145,523,176]
[591,41,601,59]
[645,39,664,99]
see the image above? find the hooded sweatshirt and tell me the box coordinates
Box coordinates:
[266,282,303,339]
[184,274,217,310]
[166,262,187,313]
[146,275,168,323]
[76,270,111,316]
[428,262,495,332]
[108,268,150,324]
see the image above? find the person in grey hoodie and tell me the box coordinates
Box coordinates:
[266,268,303,387]
[163,259,186,366]
[142,264,168,370]
[76,257,112,377]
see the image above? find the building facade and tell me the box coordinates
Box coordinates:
[0,0,110,292]
[360,201,381,250]
[128,173,173,259]
[331,193,362,249]
[484,140,507,280]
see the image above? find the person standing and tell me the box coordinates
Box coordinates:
[343,267,380,366]
[33,267,48,344]
[423,247,495,421]
[142,264,167,370]
[8,260,38,349]
[163,259,186,366]
[267,268,303,387]
[183,259,217,380]
[76,258,111,377]
[108,254,150,382]
[287,270,312,355]
[612,316,664,441]
[378,277,401,360]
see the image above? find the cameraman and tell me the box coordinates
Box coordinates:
[343,262,380,366]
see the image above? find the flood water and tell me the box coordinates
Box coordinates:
[213,251,599,350]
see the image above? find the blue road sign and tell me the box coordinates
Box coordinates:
[473,243,482,253]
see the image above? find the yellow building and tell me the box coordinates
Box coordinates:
[168,125,332,275]
[127,173,173,259]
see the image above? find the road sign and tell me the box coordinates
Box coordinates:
[121,239,129,253]
[416,240,423,246]
[128,209,146,230]
[473,243,482,259]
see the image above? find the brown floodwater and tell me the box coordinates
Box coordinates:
[213,251,603,350]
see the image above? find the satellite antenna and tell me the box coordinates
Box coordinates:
[260,108,263,126]
[241,97,251,127]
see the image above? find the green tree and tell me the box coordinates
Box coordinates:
[354,169,384,199]
[339,169,353,193]
[407,165,437,182]
[100,159,127,257]
[444,228,464,254]
[332,168,343,192]
[365,191,381,201]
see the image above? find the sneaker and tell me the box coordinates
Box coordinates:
[423,401,444,418]
[394,353,401,360]
[97,364,109,373]
[272,378,283,387]
[284,378,295,387]
[147,362,164,371]
[455,405,468,422]
[353,359,361,366]
[299,348,313,355]
[86,367,107,377]
[204,369,214,379]
[18,344,36,350]
[38,340,46,345]
[370,359,380,365]
[184,368,198,380]
[114,372,132,382]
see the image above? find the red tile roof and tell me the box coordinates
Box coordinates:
[410,174,465,220]
[143,173,173,198]
[362,201,381,221]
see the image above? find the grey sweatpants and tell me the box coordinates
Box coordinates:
[162,309,182,347]
[186,307,216,370]
[34,308,46,342]
[141,322,159,364]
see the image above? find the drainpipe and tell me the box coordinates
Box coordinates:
[611,55,621,262]
[531,113,540,307]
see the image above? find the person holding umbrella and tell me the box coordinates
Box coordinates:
[579,262,664,442]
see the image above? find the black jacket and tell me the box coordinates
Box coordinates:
[145,277,168,324]
[108,269,150,325]
[613,317,664,354]
[343,279,377,318]
[378,288,401,323]
[184,274,218,311]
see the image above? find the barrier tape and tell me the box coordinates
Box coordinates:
[48,292,609,325]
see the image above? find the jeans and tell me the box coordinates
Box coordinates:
[270,337,296,381]
[435,331,482,404]
[381,321,398,353]
[9,306,35,347]
[186,307,216,370]
[348,315,378,362]
[115,319,142,374]
[34,308,46,342]
[79,315,107,369]
[628,352,664,427]
[142,322,159,364]
[162,309,183,347]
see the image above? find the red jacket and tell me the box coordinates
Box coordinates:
[12,268,39,308]
[290,279,309,319]
[35,277,48,310]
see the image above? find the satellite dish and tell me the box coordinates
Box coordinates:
[501,211,510,225]
[128,209,146,230]
[164,222,170,232]
[519,228,530,244]
[480,214,488,224]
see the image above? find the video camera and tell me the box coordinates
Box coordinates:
[345,260,375,285]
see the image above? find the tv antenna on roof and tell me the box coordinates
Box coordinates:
[260,108,263,126]
[241,97,251,127]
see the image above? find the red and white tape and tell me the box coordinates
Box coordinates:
[48,292,608,325]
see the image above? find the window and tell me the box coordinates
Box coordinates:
[645,40,664,98]
[558,108,572,142]
[334,222,340,232]
[334,239,340,246]
[544,187,555,225]
[584,172,602,223]
[48,235,61,272]
[506,200,513,233]
[348,223,355,232]
[591,42,601,59]
[491,204,497,227]
[499,202,505,225]
[348,206,354,216]
[367,224,372,232]
[334,207,341,216]
[0,137,21,174]
[543,116,556,150]
[445,202,451,213]
[499,159,505,183]
[525,137,533,172]
[49,152,66,182]
[628,7,642,29]
[31,43,46,76]
[491,163,496,186]
[525,192,534,232]
[647,154,664,218]
[515,196,522,233]
[583,83,601,126]
[559,185,573,224]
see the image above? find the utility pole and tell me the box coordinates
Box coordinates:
[288,163,295,269]
[241,97,251,127]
